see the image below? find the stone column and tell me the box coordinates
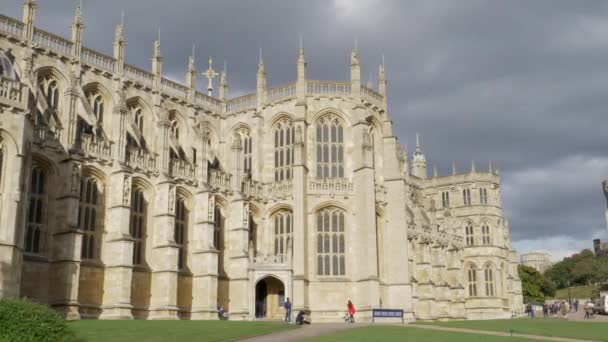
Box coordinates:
[49,160,83,319]
[352,122,380,318]
[99,170,134,319]
[0,131,27,298]
[291,120,308,314]
[225,197,249,319]
[148,180,179,319]
[381,136,414,320]
[190,191,218,319]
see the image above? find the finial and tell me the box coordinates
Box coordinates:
[203,57,218,96]
[367,72,372,88]
[495,163,500,175]
[299,34,303,50]
[121,9,124,26]
[433,162,438,177]
[382,54,385,69]
[416,133,420,148]
[73,1,83,25]
[192,43,195,59]
[471,160,476,173]
[224,59,227,73]
[259,47,262,61]
[158,27,161,43]
[452,161,457,175]
[355,36,358,51]
[488,160,493,174]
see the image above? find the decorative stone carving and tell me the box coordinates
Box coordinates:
[208,194,215,221]
[70,163,80,195]
[123,175,131,205]
[168,185,175,213]
[295,126,303,145]
[243,202,249,228]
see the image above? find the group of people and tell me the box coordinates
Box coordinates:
[583,302,596,320]
[540,300,578,318]
[283,298,356,324]
[217,298,357,324]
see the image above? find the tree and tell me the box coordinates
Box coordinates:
[545,248,608,290]
[519,265,554,303]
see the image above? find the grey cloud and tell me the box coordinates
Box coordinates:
[4,0,608,257]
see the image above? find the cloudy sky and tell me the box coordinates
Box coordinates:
[5,0,608,260]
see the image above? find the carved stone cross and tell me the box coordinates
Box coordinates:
[203,57,218,96]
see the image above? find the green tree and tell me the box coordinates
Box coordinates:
[519,265,555,303]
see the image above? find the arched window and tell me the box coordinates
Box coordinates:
[171,118,180,140]
[316,207,346,276]
[273,120,294,181]
[479,188,488,204]
[38,75,60,110]
[234,128,252,178]
[79,177,101,259]
[462,188,471,206]
[467,264,477,297]
[441,191,450,208]
[273,210,292,255]
[316,115,344,178]
[87,92,104,123]
[465,222,474,246]
[130,188,146,265]
[130,105,144,134]
[213,205,224,250]
[174,197,188,270]
[484,264,495,296]
[481,223,491,245]
[25,167,47,254]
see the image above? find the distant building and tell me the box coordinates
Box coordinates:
[603,180,608,230]
[521,252,553,273]
[593,239,608,257]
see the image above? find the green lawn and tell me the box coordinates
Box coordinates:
[69,320,296,342]
[304,325,539,342]
[423,318,608,341]
[553,285,596,299]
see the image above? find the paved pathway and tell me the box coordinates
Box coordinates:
[235,323,363,342]
[408,324,602,342]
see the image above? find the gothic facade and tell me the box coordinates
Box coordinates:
[0,2,523,322]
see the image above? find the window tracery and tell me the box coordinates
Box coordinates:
[25,167,47,254]
[316,207,346,276]
[273,119,294,182]
[79,176,101,259]
[273,210,292,256]
[315,114,344,178]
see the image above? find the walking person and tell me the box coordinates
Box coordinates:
[284,297,292,323]
[347,300,356,323]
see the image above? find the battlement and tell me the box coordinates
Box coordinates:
[0,12,385,116]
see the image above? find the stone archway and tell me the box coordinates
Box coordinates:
[254,276,285,319]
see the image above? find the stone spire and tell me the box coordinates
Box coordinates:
[296,35,306,105]
[452,161,457,175]
[71,4,85,58]
[256,48,267,109]
[471,160,476,173]
[113,17,125,74]
[22,0,36,41]
[186,46,196,100]
[412,133,427,179]
[350,41,361,98]
[219,60,228,101]
[433,162,438,178]
[379,55,387,108]
[152,31,162,89]
[488,160,493,174]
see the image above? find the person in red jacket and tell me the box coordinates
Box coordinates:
[347,300,356,323]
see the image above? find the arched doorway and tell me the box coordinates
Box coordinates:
[255,276,285,319]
